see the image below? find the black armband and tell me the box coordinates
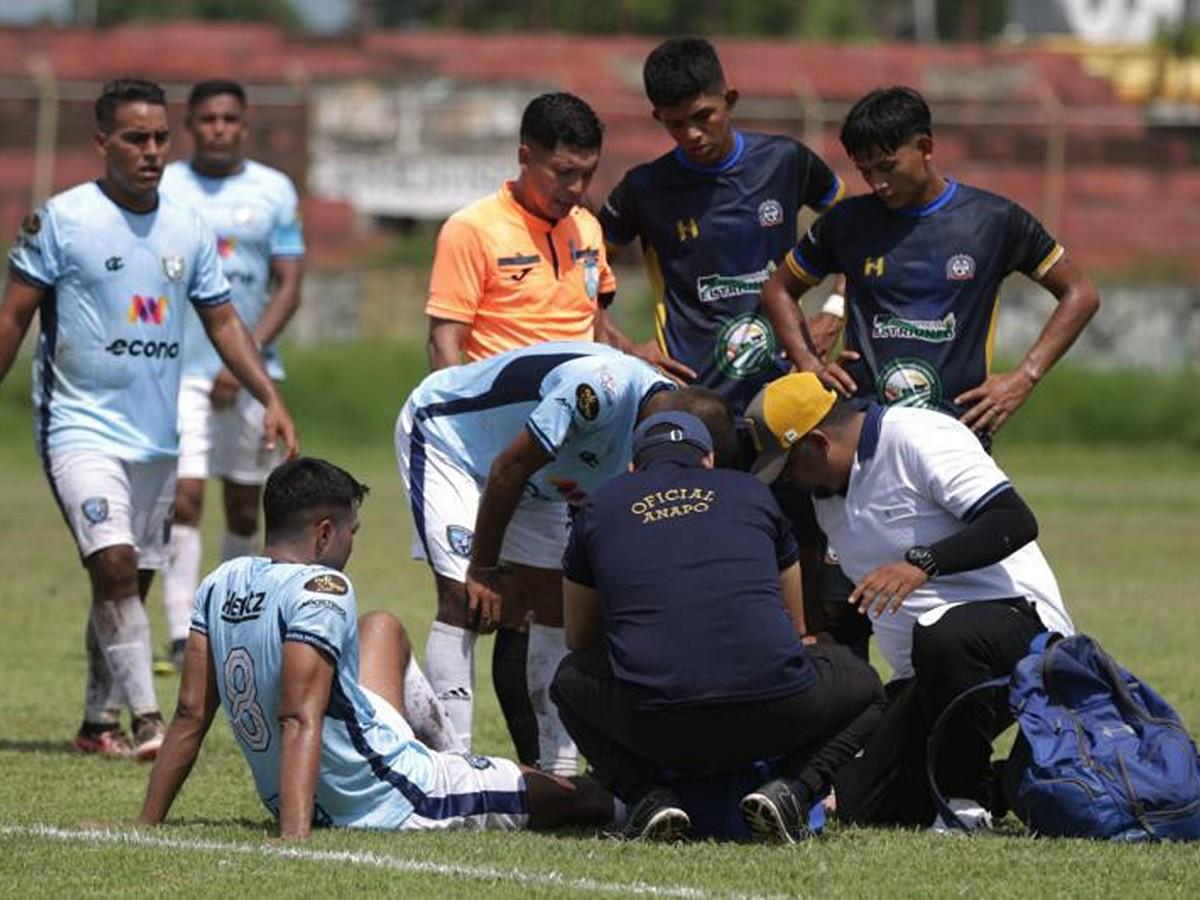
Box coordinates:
[926,487,1038,576]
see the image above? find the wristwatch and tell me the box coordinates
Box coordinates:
[904,545,939,578]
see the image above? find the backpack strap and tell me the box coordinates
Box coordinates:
[926,675,1011,832]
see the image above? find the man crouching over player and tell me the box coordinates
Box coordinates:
[139,457,612,837]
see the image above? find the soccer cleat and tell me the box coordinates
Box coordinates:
[621,788,691,842]
[131,713,167,762]
[72,724,133,759]
[929,798,994,835]
[740,779,816,844]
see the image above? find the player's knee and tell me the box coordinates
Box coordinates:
[173,479,205,525]
[223,483,260,535]
[86,545,140,600]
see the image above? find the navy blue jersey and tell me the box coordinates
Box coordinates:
[786,180,1063,416]
[601,132,842,413]
[562,456,813,710]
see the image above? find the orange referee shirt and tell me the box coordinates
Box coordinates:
[426,181,616,361]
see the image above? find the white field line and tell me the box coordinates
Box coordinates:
[0,824,779,899]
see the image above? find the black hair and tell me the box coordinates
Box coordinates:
[643,36,726,108]
[668,386,738,469]
[840,86,933,158]
[188,79,247,110]
[263,457,369,541]
[814,396,859,432]
[519,92,603,152]
[95,78,166,133]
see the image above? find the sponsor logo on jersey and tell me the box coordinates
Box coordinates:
[757,198,784,228]
[128,294,169,325]
[105,338,180,359]
[578,450,600,469]
[464,754,495,770]
[217,236,237,259]
[105,256,124,272]
[497,253,539,267]
[446,525,473,558]
[221,590,266,622]
[676,218,700,242]
[304,573,349,596]
[20,211,41,235]
[81,497,109,525]
[946,253,976,281]
[871,313,956,343]
[863,256,886,278]
[629,487,716,524]
[576,384,599,420]
[715,312,778,380]
[161,255,186,282]
[696,267,772,305]
[876,357,943,408]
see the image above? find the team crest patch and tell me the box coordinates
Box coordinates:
[446,525,473,558]
[876,358,943,409]
[464,754,494,770]
[757,199,784,228]
[20,211,41,235]
[81,497,109,525]
[304,573,348,595]
[576,384,599,420]
[946,253,976,281]
[715,312,778,380]
[161,255,186,282]
[583,257,599,299]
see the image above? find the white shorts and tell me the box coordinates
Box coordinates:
[395,401,571,581]
[177,376,281,484]
[365,687,529,832]
[45,450,176,569]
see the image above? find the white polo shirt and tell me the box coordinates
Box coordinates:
[815,405,1074,679]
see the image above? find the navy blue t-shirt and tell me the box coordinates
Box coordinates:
[601,131,842,414]
[562,456,813,710]
[785,180,1063,417]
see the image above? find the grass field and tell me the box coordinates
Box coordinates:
[2,342,1200,897]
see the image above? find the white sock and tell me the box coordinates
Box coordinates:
[162,524,201,642]
[92,596,158,717]
[526,623,577,775]
[424,621,476,750]
[220,530,257,562]
[404,655,466,752]
[83,615,121,724]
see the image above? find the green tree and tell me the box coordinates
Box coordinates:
[96,0,297,26]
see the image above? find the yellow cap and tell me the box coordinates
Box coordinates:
[744,372,838,483]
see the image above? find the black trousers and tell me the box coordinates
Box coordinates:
[551,641,885,804]
[835,597,1045,827]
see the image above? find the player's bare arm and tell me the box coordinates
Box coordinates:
[467,430,553,629]
[0,274,44,384]
[277,639,335,840]
[805,275,848,362]
[760,264,857,394]
[562,577,601,651]
[427,317,471,370]
[197,302,299,458]
[778,561,809,639]
[956,254,1099,435]
[211,256,304,408]
[138,631,221,825]
[592,301,696,385]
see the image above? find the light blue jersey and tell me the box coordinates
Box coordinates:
[408,342,673,503]
[192,556,438,829]
[161,160,304,381]
[8,182,230,462]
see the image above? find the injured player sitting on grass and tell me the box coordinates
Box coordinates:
[138,457,613,837]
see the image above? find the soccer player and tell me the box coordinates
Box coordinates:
[745,372,1075,830]
[395,342,674,776]
[158,79,306,672]
[761,86,1100,439]
[598,36,846,414]
[553,411,883,842]
[139,457,612,837]
[0,79,298,761]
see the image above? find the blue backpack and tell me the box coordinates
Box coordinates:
[930,632,1200,841]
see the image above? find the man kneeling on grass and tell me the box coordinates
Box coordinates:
[139,457,612,837]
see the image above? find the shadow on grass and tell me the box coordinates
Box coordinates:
[0,739,78,755]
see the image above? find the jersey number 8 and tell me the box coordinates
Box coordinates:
[224,647,271,752]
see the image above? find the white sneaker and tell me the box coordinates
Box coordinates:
[929,798,993,834]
